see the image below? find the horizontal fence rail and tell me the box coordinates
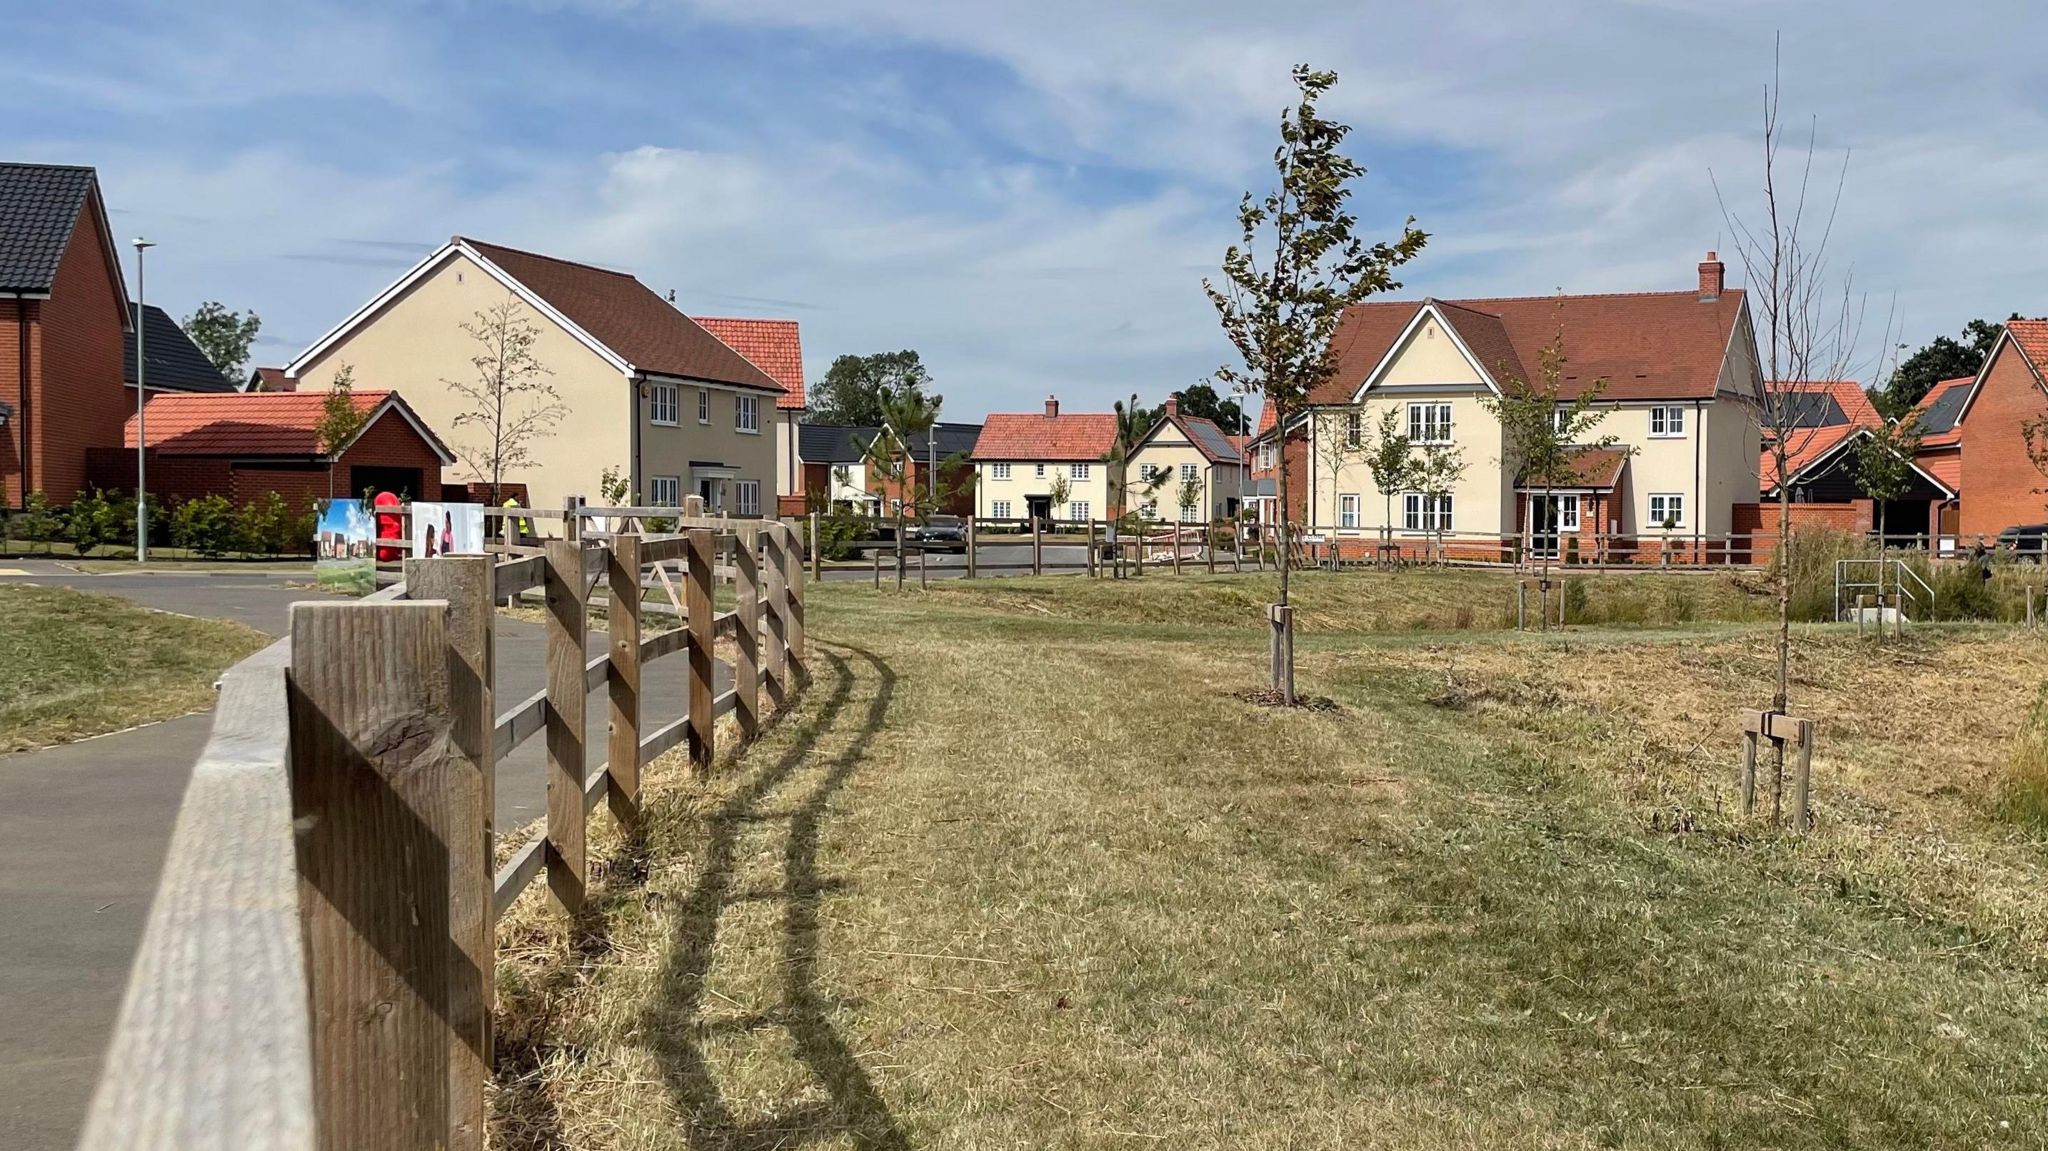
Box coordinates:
[84,504,806,1151]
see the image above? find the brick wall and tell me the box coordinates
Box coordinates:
[1959,343,2048,537]
[34,205,128,503]
[0,299,29,506]
[84,407,447,512]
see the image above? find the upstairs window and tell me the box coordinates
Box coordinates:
[991,462,1012,480]
[1180,462,1198,483]
[697,389,710,424]
[1345,411,1362,447]
[736,394,760,433]
[1071,462,1090,480]
[650,383,678,426]
[1408,401,1453,444]
[1649,405,1686,437]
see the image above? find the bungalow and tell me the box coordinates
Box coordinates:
[1753,379,1953,544]
[1251,253,1763,560]
[971,396,1117,524]
[283,237,790,515]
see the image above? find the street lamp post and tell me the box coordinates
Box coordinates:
[132,238,155,563]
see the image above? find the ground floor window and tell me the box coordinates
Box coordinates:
[651,475,679,506]
[1180,503,1201,523]
[735,479,760,517]
[992,499,1012,519]
[1339,493,1360,528]
[1648,492,1686,529]
[1402,492,1453,532]
[1070,500,1090,521]
[1141,500,1158,519]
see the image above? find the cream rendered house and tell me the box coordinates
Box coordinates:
[1122,394,1247,522]
[1271,254,1762,558]
[284,237,789,515]
[970,397,1116,524]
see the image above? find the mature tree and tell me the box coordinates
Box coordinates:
[1205,65,1427,702]
[810,351,931,427]
[1879,319,2002,417]
[1713,47,1873,827]
[1147,383,1248,435]
[1361,406,1414,561]
[446,297,567,505]
[1854,418,1924,548]
[1412,441,1467,564]
[183,301,262,378]
[313,364,369,497]
[1480,329,1624,604]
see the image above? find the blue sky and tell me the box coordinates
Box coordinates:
[6,1,2046,421]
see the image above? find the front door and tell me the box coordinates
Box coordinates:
[1025,494,1052,526]
[1527,494,1578,560]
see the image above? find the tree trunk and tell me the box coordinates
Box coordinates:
[1273,407,1295,704]
[1773,482,1791,825]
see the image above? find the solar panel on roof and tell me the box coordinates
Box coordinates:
[1770,392,1847,428]
[1915,385,1967,434]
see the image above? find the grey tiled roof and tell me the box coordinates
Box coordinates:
[0,163,97,294]
[799,421,982,464]
[126,303,237,393]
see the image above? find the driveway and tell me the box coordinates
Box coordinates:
[0,560,727,1150]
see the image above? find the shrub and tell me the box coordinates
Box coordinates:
[66,488,123,556]
[816,508,867,561]
[235,491,293,556]
[17,491,60,554]
[1663,584,1699,624]
[1927,561,2001,621]
[1773,527,1875,622]
[1562,577,1589,622]
[171,494,238,557]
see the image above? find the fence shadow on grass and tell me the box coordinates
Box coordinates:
[645,642,908,1150]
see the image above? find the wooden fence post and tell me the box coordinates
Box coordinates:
[686,529,716,774]
[1517,581,1528,631]
[765,528,790,710]
[787,524,808,685]
[1231,522,1243,573]
[1792,718,1815,833]
[289,600,466,1151]
[544,537,587,913]
[734,532,761,742]
[1206,525,1217,574]
[1739,710,1760,817]
[1173,530,1183,575]
[809,511,822,584]
[606,533,642,829]
[564,494,584,543]
[402,555,495,1150]
[1032,515,1043,576]
[1087,519,1098,578]
[871,547,882,590]
[967,516,979,579]
[918,544,929,589]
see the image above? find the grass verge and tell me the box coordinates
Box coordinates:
[0,583,269,751]
[490,578,2048,1148]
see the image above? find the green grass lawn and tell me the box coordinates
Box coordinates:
[490,573,2048,1149]
[0,584,270,751]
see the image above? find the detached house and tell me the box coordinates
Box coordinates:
[691,316,807,501]
[1122,394,1247,522]
[1941,319,2048,541]
[971,397,1117,524]
[285,237,789,515]
[1253,253,1763,560]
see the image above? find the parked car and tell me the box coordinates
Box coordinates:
[908,514,967,553]
[1997,523,2048,562]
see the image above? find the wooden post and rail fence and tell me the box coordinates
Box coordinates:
[80,506,806,1151]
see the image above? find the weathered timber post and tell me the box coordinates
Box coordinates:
[967,516,979,579]
[401,555,495,1149]
[871,547,881,590]
[606,533,642,829]
[1740,709,1760,817]
[1173,529,1183,575]
[1032,515,1043,576]
[1268,603,1295,703]
[1517,581,1528,631]
[733,532,761,742]
[918,543,929,589]
[543,537,587,913]
[765,528,790,711]
[686,529,716,774]
[786,521,808,684]
[1086,519,1098,578]
[1231,522,1243,573]
[564,493,585,543]
[1206,525,1217,574]
[288,600,466,1151]
[1792,717,1815,834]
[1858,593,1868,639]
[809,511,822,584]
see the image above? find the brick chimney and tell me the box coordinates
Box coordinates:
[1044,395,1059,418]
[1698,250,1725,301]
[1164,393,1180,417]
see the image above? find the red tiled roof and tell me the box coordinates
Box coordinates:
[1317,289,1748,405]
[460,238,783,394]
[2008,319,2048,373]
[692,316,805,410]
[1772,379,1881,427]
[124,390,452,462]
[1256,401,1276,435]
[1908,375,1973,448]
[972,410,1119,461]
[1919,445,1961,491]
[1757,380,1883,489]
[1761,424,1863,491]
[1520,446,1628,491]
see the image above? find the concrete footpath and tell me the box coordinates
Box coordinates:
[0,561,726,1150]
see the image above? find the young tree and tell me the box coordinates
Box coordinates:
[1712,47,1872,827]
[183,301,262,378]
[313,364,369,497]
[1361,407,1414,563]
[1312,405,1367,563]
[1854,418,1924,548]
[1480,329,1624,599]
[1101,396,1169,578]
[1047,471,1074,521]
[1176,472,1202,527]
[810,351,931,426]
[861,382,967,587]
[1412,441,1467,564]
[1205,65,1427,702]
[446,297,567,505]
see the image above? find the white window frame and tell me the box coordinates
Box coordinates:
[1180,503,1201,524]
[990,462,1011,480]
[1408,401,1453,445]
[992,499,1012,519]
[1553,406,1572,435]
[1070,500,1090,521]
[1553,494,1581,531]
[1180,462,1198,484]
[697,389,710,424]
[1649,405,1686,438]
[650,475,680,506]
[1035,463,1046,479]
[1141,499,1158,519]
[736,394,760,434]
[1339,494,1360,528]
[1139,463,1159,483]
[1071,462,1090,480]
[1648,492,1687,529]
[649,383,678,426]
[1345,411,1363,447]
[735,479,760,516]
[1402,492,1454,533]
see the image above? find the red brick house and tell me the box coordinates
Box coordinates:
[95,390,455,509]
[1,163,131,507]
[1750,380,1953,545]
[1948,320,2048,541]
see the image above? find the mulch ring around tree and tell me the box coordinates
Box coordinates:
[1233,687,1342,712]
